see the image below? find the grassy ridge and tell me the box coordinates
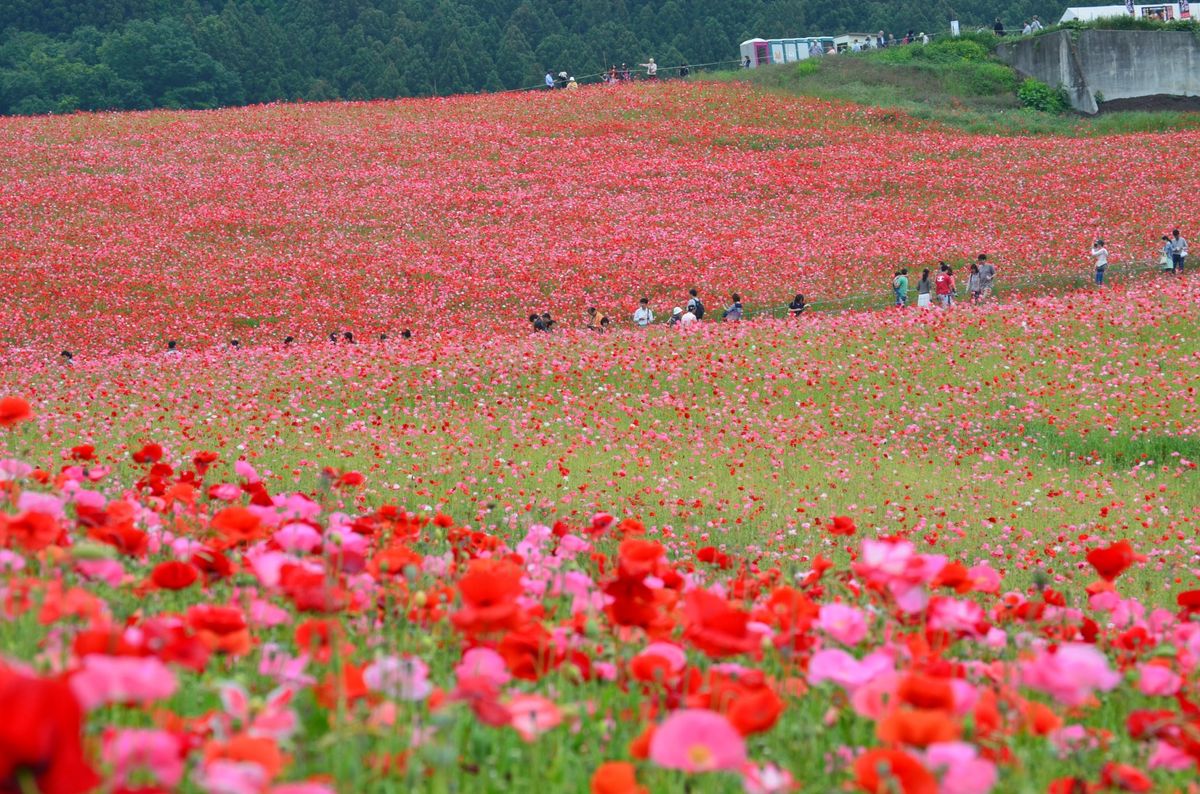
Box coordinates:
[711,36,1200,136]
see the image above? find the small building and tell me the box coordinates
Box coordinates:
[740,37,836,67]
[1060,3,1192,22]
[834,33,875,52]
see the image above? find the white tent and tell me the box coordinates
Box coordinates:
[1060,4,1191,22]
[1060,5,1130,21]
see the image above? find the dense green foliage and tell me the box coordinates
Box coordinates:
[1017,77,1068,113]
[0,0,1065,114]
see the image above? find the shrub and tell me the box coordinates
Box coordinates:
[915,39,991,64]
[794,60,820,77]
[1018,77,1069,112]
[945,62,1019,96]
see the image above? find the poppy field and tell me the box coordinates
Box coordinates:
[2,81,1200,793]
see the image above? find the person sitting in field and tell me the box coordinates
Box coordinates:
[60,350,74,365]
[530,313,547,332]
[586,306,610,331]
[669,306,683,326]
[329,332,339,342]
[343,331,355,343]
[788,294,807,317]
[401,329,412,339]
[284,336,294,346]
[722,293,743,321]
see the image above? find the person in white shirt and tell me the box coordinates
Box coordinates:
[633,297,654,326]
[1171,228,1188,274]
[1031,16,1044,31]
[639,58,657,78]
[1091,239,1109,286]
[680,309,697,326]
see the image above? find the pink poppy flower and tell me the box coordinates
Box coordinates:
[103,728,184,788]
[816,603,868,645]
[455,647,511,688]
[649,709,746,773]
[364,655,433,701]
[1136,663,1181,696]
[508,694,562,742]
[1020,643,1120,707]
[808,649,893,692]
[70,654,177,710]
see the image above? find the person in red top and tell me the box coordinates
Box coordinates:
[934,261,956,307]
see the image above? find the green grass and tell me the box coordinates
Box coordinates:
[708,37,1200,137]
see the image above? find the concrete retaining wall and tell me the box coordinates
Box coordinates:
[996,30,1200,114]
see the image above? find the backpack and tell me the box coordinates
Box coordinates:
[691,299,705,320]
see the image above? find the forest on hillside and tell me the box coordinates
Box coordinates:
[0,0,1063,115]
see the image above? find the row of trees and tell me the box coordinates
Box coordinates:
[0,0,1064,115]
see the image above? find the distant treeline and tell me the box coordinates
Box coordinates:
[0,1,1064,115]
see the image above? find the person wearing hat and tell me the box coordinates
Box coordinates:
[639,58,657,79]
[668,307,683,326]
[566,76,579,90]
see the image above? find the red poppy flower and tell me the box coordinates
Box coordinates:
[591,761,647,794]
[876,708,961,747]
[451,558,525,635]
[828,516,857,536]
[210,506,264,545]
[896,673,956,712]
[853,748,936,794]
[1086,540,1136,582]
[0,396,32,429]
[1099,762,1152,792]
[150,560,199,590]
[0,510,62,551]
[130,443,163,464]
[683,589,759,659]
[1126,709,1176,741]
[0,664,99,794]
[187,604,251,655]
[726,684,785,736]
[617,538,664,578]
[68,444,95,461]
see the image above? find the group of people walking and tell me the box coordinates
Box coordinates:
[529,230,1189,335]
[1091,228,1187,286]
[892,255,996,308]
[545,58,690,90]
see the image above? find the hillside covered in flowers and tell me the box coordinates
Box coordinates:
[1,81,1199,792]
